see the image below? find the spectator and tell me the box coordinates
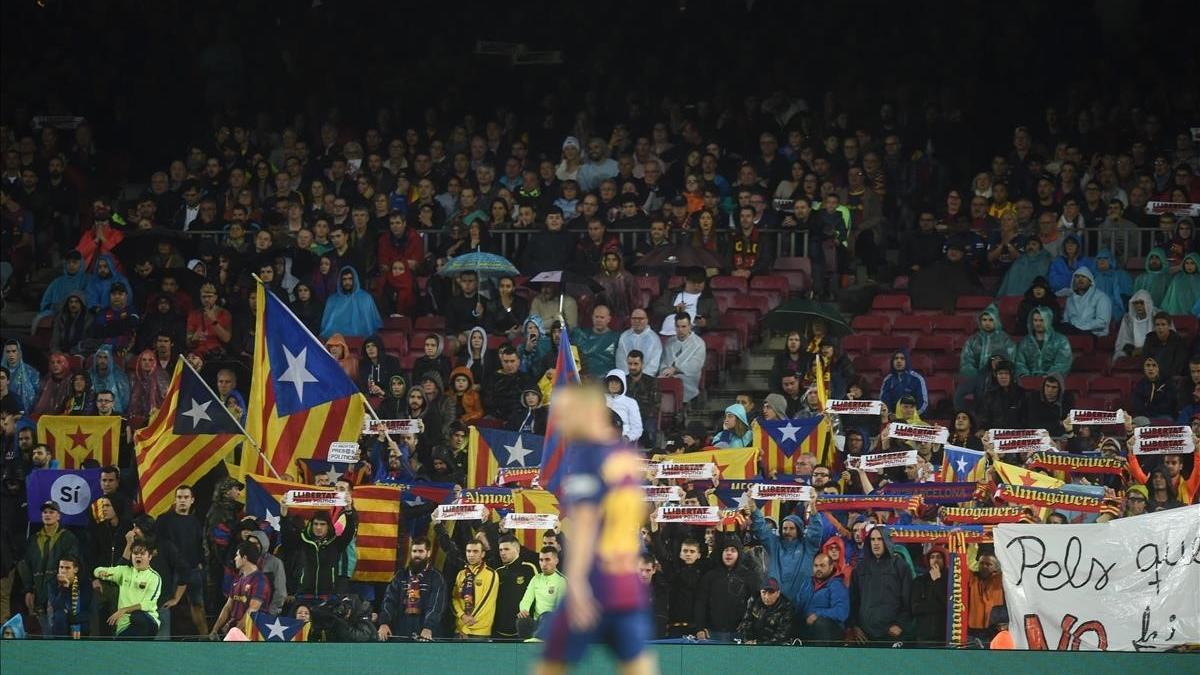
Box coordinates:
[1048,234,1092,296]
[616,308,662,376]
[245,530,287,616]
[1014,306,1073,378]
[3,341,39,412]
[83,254,129,311]
[1014,276,1061,336]
[910,547,948,644]
[528,282,578,331]
[210,541,269,639]
[519,208,572,277]
[694,535,759,643]
[50,292,92,355]
[491,535,538,640]
[908,239,985,312]
[452,540,498,639]
[457,326,496,385]
[280,506,358,600]
[729,208,774,279]
[572,304,619,378]
[593,251,639,322]
[1142,312,1189,378]
[975,360,1025,430]
[36,249,90,325]
[325,334,360,381]
[1130,356,1178,420]
[1161,252,1200,315]
[376,212,424,275]
[799,553,850,644]
[955,305,1015,409]
[1132,248,1171,306]
[485,277,529,340]
[377,259,416,318]
[996,237,1052,297]
[1061,267,1112,336]
[735,577,794,645]
[712,404,752,448]
[1089,249,1133,321]
[359,336,403,399]
[483,345,532,423]
[747,497,822,615]
[653,268,719,336]
[1023,375,1074,437]
[378,537,447,641]
[847,527,912,645]
[32,353,72,416]
[89,283,139,353]
[1113,290,1157,361]
[92,538,162,638]
[19,501,80,633]
[445,271,487,339]
[516,547,565,639]
[901,212,947,276]
[46,554,88,639]
[88,345,130,413]
[411,335,452,385]
[155,485,208,635]
[603,370,643,445]
[659,313,706,403]
[186,283,232,358]
[879,349,929,415]
[966,549,1005,644]
[320,267,382,339]
[652,535,709,638]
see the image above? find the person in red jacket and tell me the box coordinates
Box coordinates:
[377,212,424,275]
[375,259,416,317]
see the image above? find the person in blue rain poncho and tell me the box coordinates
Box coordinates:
[84,253,130,311]
[320,266,383,339]
[34,250,92,329]
[1133,248,1171,306]
[3,340,40,412]
[1062,267,1113,337]
[879,349,929,414]
[1087,249,1132,321]
[995,238,1051,297]
[88,344,130,412]
[1047,234,1091,297]
[749,497,824,613]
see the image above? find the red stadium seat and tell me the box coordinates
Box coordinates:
[910,334,958,354]
[1073,352,1110,375]
[379,331,408,355]
[709,329,741,356]
[841,334,871,356]
[1067,335,1094,352]
[924,375,956,408]
[1095,333,1116,354]
[870,335,913,355]
[1019,375,1043,391]
[728,294,770,318]
[1087,376,1130,400]
[930,354,960,375]
[750,274,790,296]
[635,276,661,299]
[1065,374,1090,394]
[955,295,992,312]
[702,333,728,379]
[748,289,784,311]
[774,257,812,295]
[343,336,365,355]
[890,315,931,337]
[383,315,413,333]
[1126,257,1145,272]
[1173,315,1198,337]
[996,296,1021,331]
[850,315,890,335]
[657,377,685,427]
[930,314,977,334]
[710,275,748,292]
[725,309,761,345]
[1111,356,1143,374]
[854,354,892,376]
[712,289,738,314]
[415,315,445,332]
[409,331,433,353]
[400,352,421,372]
[908,353,933,373]
[870,294,911,317]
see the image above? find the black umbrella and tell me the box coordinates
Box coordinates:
[765,298,851,335]
[112,228,197,270]
[633,243,725,271]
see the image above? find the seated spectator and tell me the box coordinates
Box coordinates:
[1060,267,1112,336]
[1023,375,1074,437]
[736,577,794,645]
[1014,276,1061,336]
[571,304,620,378]
[603,370,642,444]
[485,276,529,340]
[324,334,359,381]
[908,239,985,312]
[36,249,90,325]
[457,326,496,385]
[128,350,168,421]
[974,360,1024,430]
[659,313,706,403]
[770,330,809,391]
[1089,249,1132,321]
[449,366,484,424]
[1130,356,1178,421]
[507,388,547,434]
[711,403,752,448]
[812,340,854,400]
[84,254,130,312]
[901,211,947,277]
[1142,311,1189,378]
[411,334,451,385]
[616,308,662,376]
[358,335,402,398]
[50,292,92,355]
[1161,252,1200,315]
[652,268,719,335]
[320,266,382,339]
[1047,234,1092,296]
[879,349,928,415]
[186,283,232,358]
[955,305,1015,409]
[729,208,774,279]
[89,283,140,352]
[1133,247,1171,306]
[32,353,72,415]
[89,345,130,413]
[1015,307,1073,377]
[518,206,572,277]
[1113,290,1157,361]
[376,259,416,318]
[996,237,1051,297]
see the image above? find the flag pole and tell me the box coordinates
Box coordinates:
[181,356,281,479]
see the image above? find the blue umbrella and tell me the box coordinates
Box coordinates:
[438,251,520,278]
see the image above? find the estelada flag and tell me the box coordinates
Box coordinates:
[135,358,244,516]
[940,445,988,482]
[467,427,544,488]
[537,328,580,496]
[37,415,122,469]
[992,460,1065,489]
[754,418,823,477]
[351,483,402,582]
[295,457,371,487]
[241,611,310,641]
[511,488,559,551]
[650,446,760,480]
[242,280,365,478]
[244,473,335,532]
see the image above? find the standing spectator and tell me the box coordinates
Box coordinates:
[92,539,162,638]
[910,547,949,645]
[491,535,538,640]
[3,341,39,413]
[156,485,208,635]
[125,517,189,639]
[19,501,80,633]
[89,496,132,636]
[658,313,706,403]
[46,554,88,639]
[975,361,1026,430]
[603,370,643,445]
[209,541,269,639]
[378,537,447,641]
[205,477,244,596]
[735,577,794,645]
[517,547,565,639]
[966,548,1005,645]
[746,497,823,616]
[879,349,929,415]
[847,527,912,645]
[280,506,357,601]
[1142,312,1190,378]
[729,208,774,279]
[623,351,662,448]
[1130,356,1179,420]
[652,536,709,638]
[694,535,759,643]
[799,553,850,644]
[452,540,498,639]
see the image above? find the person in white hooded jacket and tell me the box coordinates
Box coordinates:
[1061,266,1112,337]
[1113,289,1157,362]
[604,368,644,444]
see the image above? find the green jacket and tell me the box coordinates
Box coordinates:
[93,564,162,633]
[18,526,80,605]
[1014,306,1073,377]
[959,304,1015,377]
[518,570,566,618]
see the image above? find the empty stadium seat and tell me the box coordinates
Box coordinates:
[924,375,956,408]
[383,315,413,333]
[415,315,446,332]
[930,354,960,375]
[870,294,911,317]
[955,295,992,312]
[910,334,958,354]
[728,294,770,318]
[870,335,914,355]
[1087,376,1131,400]
[773,258,812,295]
[1174,315,1198,336]
[850,315,890,335]
[1111,356,1143,374]
[710,275,748,292]
[996,296,1021,330]
[929,315,977,334]
[1067,335,1094,352]
[658,377,685,427]
[890,315,931,336]
[841,334,871,355]
[379,331,408,354]
[1065,374,1090,394]
[1073,352,1110,375]
[635,275,661,299]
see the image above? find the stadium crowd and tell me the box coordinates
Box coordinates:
[1,0,1199,650]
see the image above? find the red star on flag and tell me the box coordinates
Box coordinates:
[1019,472,1038,487]
[67,425,92,450]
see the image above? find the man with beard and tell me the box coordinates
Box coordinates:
[378,537,447,641]
[799,553,849,643]
[694,535,759,642]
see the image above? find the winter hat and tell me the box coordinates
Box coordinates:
[761,577,781,592]
[763,393,789,418]
[562,136,580,151]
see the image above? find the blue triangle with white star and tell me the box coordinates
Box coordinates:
[263,289,359,416]
[172,363,243,435]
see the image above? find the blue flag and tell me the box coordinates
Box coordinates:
[244,476,283,533]
[172,363,243,435]
[26,469,102,526]
[264,290,359,416]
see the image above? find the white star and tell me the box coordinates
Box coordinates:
[264,513,281,531]
[404,495,426,507]
[264,617,289,640]
[323,468,343,484]
[504,435,534,467]
[181,398,213,428]
[778,422,801,442]
[955,457,968,475]
[278,345,319,400]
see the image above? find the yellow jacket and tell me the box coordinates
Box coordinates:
[453,563,498,636]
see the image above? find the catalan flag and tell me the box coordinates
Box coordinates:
[242,280,365,478]
[537,329,581,496]
[992,460,1064,490]
[754,418,822,478]
[940,445,988,482]
[37,415,122,469]
[134,359,245,516]
[390,481,455,570]
[467,427,544,488]
[295,458,371,487]
[244,473,333,532]
[511,488,559,551]
[708,481,779,532]
[350,483,402,582]
[650,446,760,480]
[240,611,310,641]
[809,355,836,467]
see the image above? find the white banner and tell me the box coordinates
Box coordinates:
[845,450,919,471]
[749,483,815,501]
[824,399,886,415]
[986,428,1049,443]
[283,490,347,507]
[994,506,1200,651]
[655,462,716,481]
[362,418,424,435]
[642,485,685,502]
[1068,409,1126,426]
[433,503,490,521]
[992,437,1057,454]
[888,423,948,445]
[653,505,720,525]
[502,513,559,530]
[1145,201,1200,217]
[326,442,361,464]
[1132,435,1196,455]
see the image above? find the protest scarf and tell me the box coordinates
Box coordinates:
[885,523,988,544]
[1025,451,1126,477]
[947,551,970,647]
[495,466,542,487]
[995,484,1105,512]
[816,494,923,513]
[876,481,979,505]
[939,506,1025,525]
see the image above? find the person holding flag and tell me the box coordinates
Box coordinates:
[536,384,653,675]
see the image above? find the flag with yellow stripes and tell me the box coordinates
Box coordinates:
[810,354,835,467]
[650,446,760,480]
[511,488,560,552]
[38,415,122,469]
[135,358,244,516]
[350,483,402,582]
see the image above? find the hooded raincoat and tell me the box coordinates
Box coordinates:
[750,509,824,611]
[319,266,383,338]
[84,254,130,311]
[89,345,130,412]
[3,340,39,412]
[1113,289,1157,360]
[959,304,1015,378]
[1063,266,1113,336]
[1047,234,1092,296]
[1088,249,1133,321]
[996,246,1051,297]
[712,402,752,448]
[1015,306,1073,377]
[848,527,912,640]
[1133,248,1171,307]
[1161,252,1200,315]
[603,369,643,443]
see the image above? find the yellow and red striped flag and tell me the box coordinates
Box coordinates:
[241,280,365,478]
[467,427,544,488]
[351,483,402,582]
[37,415,122,469]
[511,488,560,552]
[809,355,835,467]
[650,446,760,480]
[134,358,244,516]
[754,419,824,477]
